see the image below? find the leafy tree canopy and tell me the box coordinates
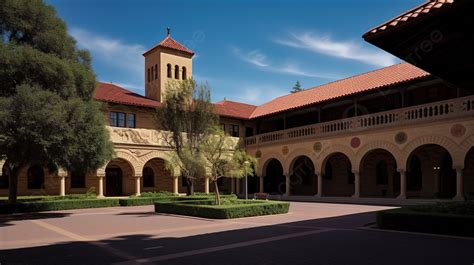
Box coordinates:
[0,0,113,202]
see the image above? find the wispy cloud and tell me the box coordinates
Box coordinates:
[275,32,397,67]
[70,27,145,91]
[222,84,288,105]
[232,47,341,79]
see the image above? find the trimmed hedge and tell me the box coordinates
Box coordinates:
[0,199,120,214]
[377,208,474,237]
[155,199,290,219]
[119,194,238,206]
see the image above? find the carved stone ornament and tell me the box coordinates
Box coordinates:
[350,137,361,148]
[395,132,408,144]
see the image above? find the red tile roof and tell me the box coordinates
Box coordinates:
[364,0,454,37]
[143,35,194,56]
[96,64,431,120]
[250,63,430,118]
[94,82,257,119]
[95,82,160,108]
[215,100,258,120]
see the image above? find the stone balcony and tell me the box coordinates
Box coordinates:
[245,95,474,147]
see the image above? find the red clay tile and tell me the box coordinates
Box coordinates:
[250,63,429,118]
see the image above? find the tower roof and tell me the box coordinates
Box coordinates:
[143,35,195,56]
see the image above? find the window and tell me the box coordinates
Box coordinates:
[182,66,187,80]
[376,161,388,185]
[147,68,150,82]
[127,113,136,128]
[174,65,179,79]
[154,64,158,80]
[109,112,117,126]
[70,171,85,188]
[143,167,154,187]
[110,112,126,127]
[231,125,239,137]
[0,164,9,189]
[167,64,172,78]
[117,112,126,127]
[27,165,44,189]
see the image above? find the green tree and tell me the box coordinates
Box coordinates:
[0,0,113,203]
[291,80,303,93]
[200,127,257,205]
[157,79,218,195]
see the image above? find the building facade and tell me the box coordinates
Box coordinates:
[0,1,473,201]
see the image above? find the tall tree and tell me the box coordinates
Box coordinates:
[157,79,218,195]
[291,80,303,93]
[0,0,113,203]
[200,127,257,205]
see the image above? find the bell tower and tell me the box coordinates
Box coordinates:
[143,28,194,102]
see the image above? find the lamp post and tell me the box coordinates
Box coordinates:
[244,161,250,200]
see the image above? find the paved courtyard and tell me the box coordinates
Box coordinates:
[1,202,473,265]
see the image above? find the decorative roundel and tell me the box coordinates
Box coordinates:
[255,150,262,158]
[350,137,361,148]
[451,124,466,138]
[313,142,322,152]
[395,132,408,144]
[282,146,289,155]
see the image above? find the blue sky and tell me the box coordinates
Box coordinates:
[47,0,422,105]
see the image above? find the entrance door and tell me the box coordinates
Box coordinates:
[106,167,123,196]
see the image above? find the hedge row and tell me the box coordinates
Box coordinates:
[155,199,290,219]
[377,208,474,237]
[0,199,120,214]
[119,194,237,206]
[0,194,240,213]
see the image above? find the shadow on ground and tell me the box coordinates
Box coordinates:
[1,209,474,265]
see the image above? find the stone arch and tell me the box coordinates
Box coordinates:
[354,141,402,171]
[112,150,141,177]
[401,135,461,168]
[258,152,285,176]
[317,144,356,174]
[285,148,316,174]
[460,135,474,169]
[358,148,399,198]
[137,150,178,177]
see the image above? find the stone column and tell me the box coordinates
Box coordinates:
[57,168,67,197]
[285,174,291,196]
[352,170,360,198]
[135,176,141,196]
[315,171,322,197]
[454,168,465,201]
[98,176,105,198]
[397,169,407,199]
[173,177,179,195]
[259,176,264,193]
[204,177,210,194]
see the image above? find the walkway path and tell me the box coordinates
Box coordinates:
[1,202,473,264]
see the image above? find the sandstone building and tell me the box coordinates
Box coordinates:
[1,0,472,203]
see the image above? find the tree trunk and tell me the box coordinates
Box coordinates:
[8,164,22,204]
[214,180,221,205]
[186,178,194,196]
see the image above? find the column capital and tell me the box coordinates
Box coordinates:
[351,170,359,175]
[397,168,406,174]
[57,168,68,178]
[453,166,464,171]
